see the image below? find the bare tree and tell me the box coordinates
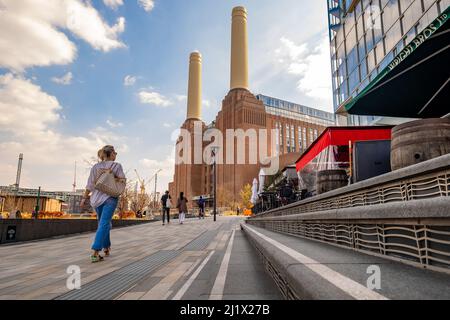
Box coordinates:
[130,193,151,213]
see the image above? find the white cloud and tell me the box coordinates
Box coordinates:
[279,37,308,61]
[139,156,174,179]
[51,72,73,85]
[0,73,128,190]
[124,75,137,86]
[0,74,61,133]
[203,99,211,108]
[103,0,123,10]
[175,94,187,102]
[0,0,126,71]
[138,0,155,12]
[106,119,124,128]
[275,35,332,107]
[175,94,211,108]
[138,90,172,107]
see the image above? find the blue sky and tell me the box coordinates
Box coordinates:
[0,0,332,193]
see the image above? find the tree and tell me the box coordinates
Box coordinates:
[130,192,151,214]
[117,183,134,219]
[217,186,233,208]
[239,183,253,209]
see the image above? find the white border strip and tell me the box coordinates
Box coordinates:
[209,229,236,300]
[172,250,215,300]
[244,225,388,300]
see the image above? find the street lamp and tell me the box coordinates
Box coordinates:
[211,146,220,222]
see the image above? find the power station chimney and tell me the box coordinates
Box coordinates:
[14,153,23,190]
[186,51,202,120]
[230,6,249,91]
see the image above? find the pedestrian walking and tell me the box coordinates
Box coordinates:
[197,196,205,219]
[161,190,172,225]
[80,145,126,263]
[176,192,188,224]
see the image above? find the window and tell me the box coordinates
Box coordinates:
[375,42,385,65]
[366,30,374,52]
[309,128,314,145]
[402,1,422,35]
[360,58,368,80]
[286,124,290,152]
[298,127,303,152]
[347,47,358,74]
[279,122,284,154]
[382,0,400,31]
[314,129,318,141]
[303,128,307,149]
[291,125,295,153]
[367,49,376,73]
[356,14,365,39]
[357,38,366,62]
[348,68,360,94]
[346,27,358,54]
[385,21,401,53]
[275,122,280,154]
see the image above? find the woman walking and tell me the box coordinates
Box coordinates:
[80,145,126,263]
[176,192,188,224]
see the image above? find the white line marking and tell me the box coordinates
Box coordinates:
[172,250,215,300]
[209,229,236,300]
[243,225,388,300]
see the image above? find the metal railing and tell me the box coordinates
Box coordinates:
[247,155,450,273]
[253,155,450,218]
[247,219,450,273]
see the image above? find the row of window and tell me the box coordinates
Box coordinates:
[266,106,335,127]
[257,95,335,122]
[275,122,319,154]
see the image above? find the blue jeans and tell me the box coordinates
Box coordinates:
[91,197,118,251]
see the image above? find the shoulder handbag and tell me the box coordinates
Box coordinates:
[95,162,126,197]
[166,198,172,208]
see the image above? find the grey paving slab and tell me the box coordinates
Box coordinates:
[0,217,242,299]
[223,231,283,299]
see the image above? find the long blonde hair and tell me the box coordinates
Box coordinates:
[97,149,104,162]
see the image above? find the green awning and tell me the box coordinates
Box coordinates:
[345,6,450,118]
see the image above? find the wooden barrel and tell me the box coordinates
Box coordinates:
[391,118,450,170]
[316,169,348,195]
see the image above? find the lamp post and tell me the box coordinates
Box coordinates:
[211,146,220,222]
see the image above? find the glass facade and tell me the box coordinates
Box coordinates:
[327,0,448,123]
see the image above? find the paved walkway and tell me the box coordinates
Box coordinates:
[0,217,282,300]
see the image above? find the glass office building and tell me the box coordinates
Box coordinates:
[327,0,449,125]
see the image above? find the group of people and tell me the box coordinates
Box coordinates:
[160,192,206,225]
[81,144,210,264]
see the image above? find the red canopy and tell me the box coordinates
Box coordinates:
[295,126,393,172]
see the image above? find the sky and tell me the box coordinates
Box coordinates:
[0,0,332,194]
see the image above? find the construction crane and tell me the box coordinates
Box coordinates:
[134,169,147,195]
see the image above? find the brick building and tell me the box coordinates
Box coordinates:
[168,7,335,208]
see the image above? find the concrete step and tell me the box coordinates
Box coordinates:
[241,223,450,300]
